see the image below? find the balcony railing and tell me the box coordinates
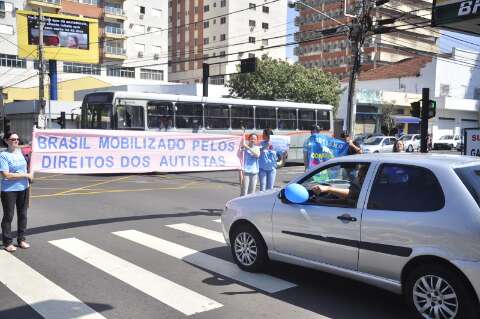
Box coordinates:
[105,26,124,35]
[105,6,126,17]
[104,46,126,56]
[28,0,61,5]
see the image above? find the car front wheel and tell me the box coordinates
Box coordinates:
[230,224,268,272]
[405,264,479,319]
[407,145,414,152]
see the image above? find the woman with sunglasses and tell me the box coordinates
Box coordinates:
[0,132,33,252]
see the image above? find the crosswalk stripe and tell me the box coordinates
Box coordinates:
[113,230,297,293]
[49,238,222,316]
[0,250,107,319]
[166,223,225,243]
[212,219,221,223]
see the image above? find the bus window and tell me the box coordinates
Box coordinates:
[205,104,229,129]
[231,105,254,130]
[255,107,276,130]
[117,105,145,129]
[176,102,203,130]
[278,108,297,130]
[317,110,331,130]
[299,109,315,130]
[83,104,112,129]
[147,101,173,131]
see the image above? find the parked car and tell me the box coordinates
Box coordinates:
[353,133,384,146]
[222,154,480,319]
[433,135,461,150]
[399,134,421,152]
[360,136,397,153]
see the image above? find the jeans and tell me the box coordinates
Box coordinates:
[1,189,28,246]
[259,169,277,191]
[241,173,258,196]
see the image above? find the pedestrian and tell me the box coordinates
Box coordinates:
[259,128,277,191]
[393,140,405,152]
[340,132,362,155]
[0,132,33,252]
[303,125,321,170]
[240,133,260,196]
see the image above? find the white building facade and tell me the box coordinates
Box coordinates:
[338,48,480,139]
[168,0,287,84]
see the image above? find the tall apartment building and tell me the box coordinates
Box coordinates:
[169,0,287,85]
[0,0,168,101]
[294,0,439,79]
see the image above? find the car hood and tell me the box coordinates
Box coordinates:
[361,145,381,152]
[226,189,279,207]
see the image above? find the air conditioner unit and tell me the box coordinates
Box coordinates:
[153,53,160,60]
[138,51,144,57]
[139,14,144,19]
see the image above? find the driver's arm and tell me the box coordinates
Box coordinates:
[311,185,350,199]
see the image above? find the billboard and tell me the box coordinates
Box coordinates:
[432,0,480,35]
[17,11,99,64]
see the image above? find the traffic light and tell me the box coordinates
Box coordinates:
[240,57,256,73]
[427,100,436,119]
[56,111,66,129]
[410,101,421,118]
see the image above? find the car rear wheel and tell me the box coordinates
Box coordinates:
[230,224,268,272]
[407,145,414,152]
[404,264,478,319]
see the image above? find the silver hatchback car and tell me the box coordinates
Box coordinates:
[222,154,480,319]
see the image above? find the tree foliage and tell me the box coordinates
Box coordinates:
[227,56,342,113]
[381,104,397,136]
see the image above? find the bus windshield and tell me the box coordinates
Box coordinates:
[83,103,112,129]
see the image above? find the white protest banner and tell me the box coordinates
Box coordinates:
[31,129,242,174]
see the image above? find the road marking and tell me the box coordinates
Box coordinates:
[113,230,296,293]
[52,176,132,196]
[0,250,107,319]
[35,173,65,180]
[49,238,222,316]
[212,219,221,223]
[166,223,226,243]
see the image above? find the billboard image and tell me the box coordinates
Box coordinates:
[432,0,480,35]
[17,11,99,64]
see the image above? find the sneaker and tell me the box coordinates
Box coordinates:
[4,244,16,252]
[18,241,30,249]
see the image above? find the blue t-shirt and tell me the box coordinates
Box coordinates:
[243,145,260,174]
[0,150,29,192]
[259,141,277,171]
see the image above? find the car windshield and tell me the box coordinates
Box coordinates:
[440,135,453,140]
[399,135,413,141]
[364,137,383,145]
[455,165,480,207]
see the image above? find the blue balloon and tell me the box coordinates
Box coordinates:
[284,183,309,204]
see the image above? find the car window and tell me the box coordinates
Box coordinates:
[383,139,391,145]
[455,165,480,207]
[440,135,453,140]
[367,164,445,212]
[364,137,382,145]
[302,163,370,208]
[414,136,420,141]
[389,138,397,144]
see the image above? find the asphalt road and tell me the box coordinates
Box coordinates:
[0,164,412,319]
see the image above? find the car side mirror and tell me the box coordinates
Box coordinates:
[283,184,309,204]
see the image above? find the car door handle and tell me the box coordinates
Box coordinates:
[337,214,357,222]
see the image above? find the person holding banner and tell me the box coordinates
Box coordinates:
[340,132,362,155]
[0,132,33,252]
[259,129,277,191]
[240,133,260,196]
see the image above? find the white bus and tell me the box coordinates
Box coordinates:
[80,91,334,165]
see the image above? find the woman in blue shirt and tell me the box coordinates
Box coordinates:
[259,129,277,191]
[240,133,260,196]
[0,132,33,252]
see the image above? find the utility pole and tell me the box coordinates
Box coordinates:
[420,88,429,153]
[37,8,46,129]
[202,63,209,97]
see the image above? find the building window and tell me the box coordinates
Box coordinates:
[106,66,135,78]
[474,88,480,100]
[262,6,269,13]
[0,2,5,18]
[262,22,269,29]
[249,3,256,10]
[248,53,255,58]
[262,39,268,46]
[140,69,164,81]
[204,37,209,44]
[194,6,198,13]
[204,4,209,12]
[220,0,226,7]
[248,36,255,43]
[219,51,226,57]
[204,21,209,28]
[220,34,226,41]
[220,17,226,24]
[0,54,26,68]
[249,20,256,27]
[63,62,101,75]
[210,75,225,85]
[440,84,450,97]
[80,0,98,5]
[0,24,14,35]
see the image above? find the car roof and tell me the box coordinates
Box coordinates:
[333,153,480,168]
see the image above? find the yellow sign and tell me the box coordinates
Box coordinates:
[17,10,99,64]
